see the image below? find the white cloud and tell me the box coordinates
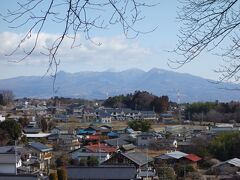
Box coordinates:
[0,32,151,68]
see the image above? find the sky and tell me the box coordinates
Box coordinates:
[0,0,222,80]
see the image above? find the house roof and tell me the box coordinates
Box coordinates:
[104,138,130,147]
[85,126,101,131]
[185,154,202,162]
[85,135,100,141]
[125,128,135,134]
[0,146,16,154]
[227,158,240,168]
[0,174,40,180]
[51,126,67,131]
[67,166,137,180]
[155,154,171,160]
[23,128,42,134]
[29,142,53,152]
[107,131,119,137]
[122,152,153,166]
[212,158,240,169]
[0,154,19,164]
[121,144,136,151]
[100,125,112,129]
[59,134,78,140]
[137,132,155,137]
[72,152,109,158]
[25,133,51,138]
[78,129,96,135]
[166,151,188,159]
[85,144,117,153]
[141,111,156,116]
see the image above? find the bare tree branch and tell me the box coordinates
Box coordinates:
[1,0,157,92]
[173,0,240,82]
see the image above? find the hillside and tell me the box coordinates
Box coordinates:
[0,68,239,102]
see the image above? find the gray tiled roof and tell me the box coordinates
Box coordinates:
[0,174,40,180]
[0,146,15,153]
[29,142,53,152]
[0,154,18,163]
[67,166,136,180]
[122,152,153,166]
[121,144,136,151]
[23,128,42,134]
[104,138,130,147]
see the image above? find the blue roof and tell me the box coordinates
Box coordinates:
[78,129,95,135]
[107,132,119,137]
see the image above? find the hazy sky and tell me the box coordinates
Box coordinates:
[0,0,222,80]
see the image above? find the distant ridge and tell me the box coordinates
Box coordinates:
[0,68,239,102]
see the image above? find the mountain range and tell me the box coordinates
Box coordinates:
[0,68,239,102]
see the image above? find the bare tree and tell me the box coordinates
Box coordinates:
[0,90,15,105]
[1,0,157,85]
[173,0,240,82]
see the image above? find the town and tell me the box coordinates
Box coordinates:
[0,90,240,180]
[1,0,240,179]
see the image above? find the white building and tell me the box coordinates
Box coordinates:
[0,146,22,174]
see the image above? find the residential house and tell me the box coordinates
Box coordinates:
[124,109,141,120]
[208,158,240,176]
[160,112,175,124]
[70,144,116,163]
[102,151,153,170]
[76,128,96,135]
[155,151,188,164]
[35,106,48,116]
[0,146,48,179]
[107,131,119,139]
[84,126,100,134]
[27,117,38,128]
[54,114,69,122]
[84,143,117,154]
[96,110,112,124]
[83,135,100,145]
[154,150,202,168]
[25,133,51,141]
[209,126,240,135]
[70,150,110,163]
[99,114,112,124]
[136,132,156,147]
[183,154,202,168]
[100,125,112,131]
[104,135,132,148]
[0,146,22,174]
[72,105,84,116]
[28,142,53,171]
[102,151,156,179]
[57,134,80,151]
[23,128,42,134]
[50,127,68,135]
[140,111,158,121]
[82,107,96,122]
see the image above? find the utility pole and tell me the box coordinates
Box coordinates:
[146,147,149,180]
[177,90,182,123]
[15,140,17,175]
